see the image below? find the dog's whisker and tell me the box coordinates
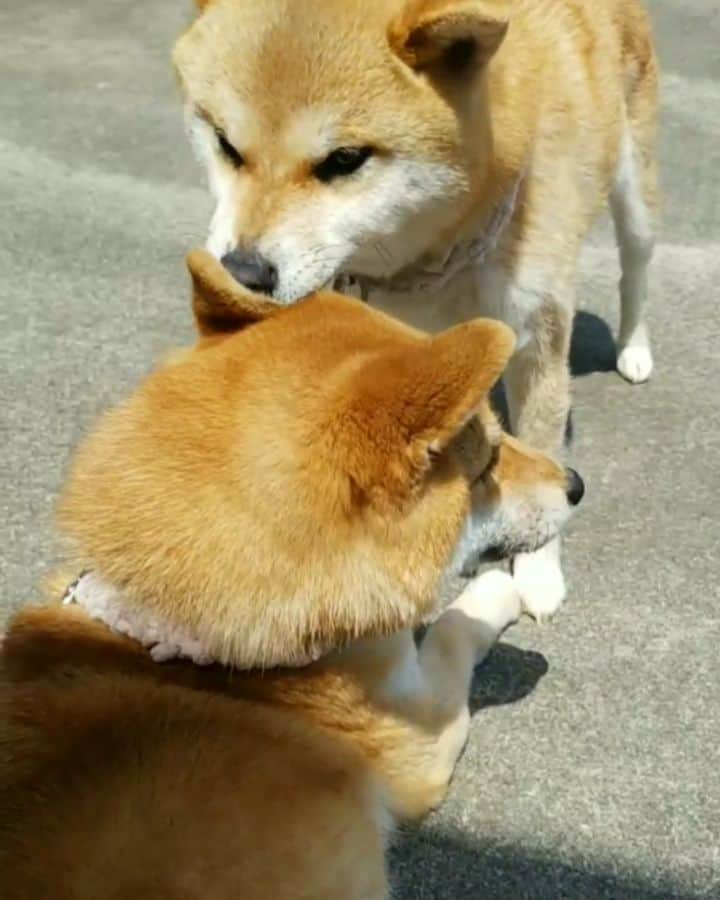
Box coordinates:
[374,241,393,266]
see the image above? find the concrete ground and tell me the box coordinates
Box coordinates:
[1,1,718,897]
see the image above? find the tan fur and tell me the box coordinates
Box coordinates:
[0,253,575,897]
[172,0,657,615]
[173,0,659,331]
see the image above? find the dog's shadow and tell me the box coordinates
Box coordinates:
[469,641,548,715]
[412,632,547,713]
[570,309,617,377]
[389,828,697,900]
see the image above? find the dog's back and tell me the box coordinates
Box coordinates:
[0,606,386,900]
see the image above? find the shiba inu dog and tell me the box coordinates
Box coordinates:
[0,253,582,899]
[173,0,657,619]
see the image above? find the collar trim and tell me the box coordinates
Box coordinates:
[339,171,524,299]
[63,571,216,665]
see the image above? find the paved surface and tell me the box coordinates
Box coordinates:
[1,2,718,897]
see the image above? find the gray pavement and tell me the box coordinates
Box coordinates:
[1,2,719,897]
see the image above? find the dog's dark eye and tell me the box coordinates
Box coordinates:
[215,130,244,168]
[314,146,373,182]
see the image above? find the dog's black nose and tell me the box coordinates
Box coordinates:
[565,467,585,506]
[221,247,278,295]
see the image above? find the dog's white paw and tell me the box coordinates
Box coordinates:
[453,570,522,632]
[617,344,653,384]
[513,542,565,623]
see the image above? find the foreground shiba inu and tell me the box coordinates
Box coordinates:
[173,0,657,619]
[0,253,582,898]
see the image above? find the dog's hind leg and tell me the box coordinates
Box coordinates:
[501,292,574,621]
[611,33,659,385]
[610,128,657,384]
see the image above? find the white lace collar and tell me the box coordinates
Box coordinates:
[62,571,330,669]
[63,571,216,665]
[337,171,524,299]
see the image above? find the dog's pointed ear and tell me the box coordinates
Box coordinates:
[341,319,515,501]
[186,249,279,339]
[389,0,511,73]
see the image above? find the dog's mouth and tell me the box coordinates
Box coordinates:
[466,525,562,572]
[477,544,510,563]
[459,543,512,577]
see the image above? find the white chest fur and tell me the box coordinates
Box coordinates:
[359,261,541,352]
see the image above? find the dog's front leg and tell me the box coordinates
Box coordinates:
[503,293,574,622]
[380,571,521,818]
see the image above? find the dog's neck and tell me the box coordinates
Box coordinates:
[61,571,390,671]
[342,169,524,300]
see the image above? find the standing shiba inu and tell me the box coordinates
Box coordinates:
[0,254,582,898]
[173,0,658,619]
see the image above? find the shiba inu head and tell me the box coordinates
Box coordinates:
[173,0,512,302]
[57,252,580,669]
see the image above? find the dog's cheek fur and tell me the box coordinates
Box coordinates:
[446,424,572,571]
[186,113,240,258]
[485,435,570,554]
[201,155,468,302]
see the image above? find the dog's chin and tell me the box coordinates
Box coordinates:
[462,530,560,575]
